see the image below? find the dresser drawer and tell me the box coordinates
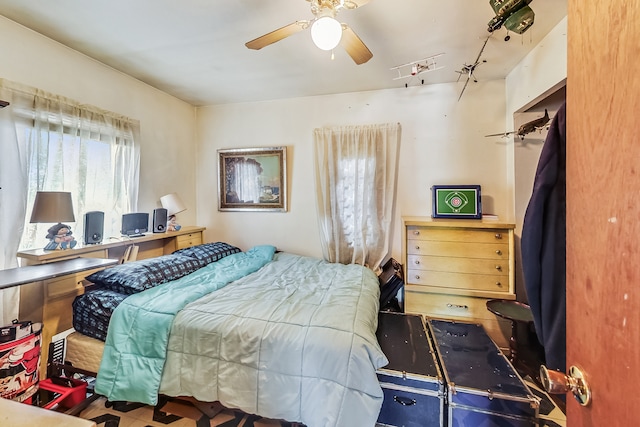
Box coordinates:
[406,269,509,293]
[45,267,104,299]
[407,255,509,276]
[406,239,509,259]
[176,232,202,250]
[40,248,109,263]
[406,226,509,244]
[406,291,506,320]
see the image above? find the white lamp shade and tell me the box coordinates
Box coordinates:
[311,16,343,51]
[30,191,75,223]
[160,193,187,217]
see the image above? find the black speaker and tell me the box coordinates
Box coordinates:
[153,208,168,233]
[84,211,104,245]
[121,213,149,236]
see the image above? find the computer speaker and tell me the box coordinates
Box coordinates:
[153,208,168,233]
[84,211,104,245]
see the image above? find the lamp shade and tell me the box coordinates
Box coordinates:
[30,191,75,223]
[311,16,343,51]
[160,193,187,217]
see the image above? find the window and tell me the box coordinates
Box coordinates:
[2,82,140,251]
[335,156,379,253]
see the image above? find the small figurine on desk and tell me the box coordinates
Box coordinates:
[44,223,77,250]
[167,215,181,232]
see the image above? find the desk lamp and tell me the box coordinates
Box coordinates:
[160,193,186,232]
[30,191,77,250]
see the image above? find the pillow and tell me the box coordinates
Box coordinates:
[173,241,241,266]
[85,254,203,295]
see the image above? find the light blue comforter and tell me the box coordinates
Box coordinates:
[94,245,276,403]
[95,248,387,427]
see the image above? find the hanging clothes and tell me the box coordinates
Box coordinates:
[521,102,567,373]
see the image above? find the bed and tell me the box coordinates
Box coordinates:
[67,242,388,427]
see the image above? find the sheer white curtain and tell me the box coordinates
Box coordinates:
[0,79,140,324]
[0,82,29,324]
[314,123,401,271]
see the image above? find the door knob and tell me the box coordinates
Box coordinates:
[540,365,591,406]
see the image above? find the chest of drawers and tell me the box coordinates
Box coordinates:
[402,217,515,349]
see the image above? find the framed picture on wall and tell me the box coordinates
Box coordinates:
[431,185,482,219]
[218,146,287,212]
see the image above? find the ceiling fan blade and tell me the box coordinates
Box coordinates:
[340,26,372,65]
[245,21,308,50]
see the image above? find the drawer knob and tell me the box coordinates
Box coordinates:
[413,230,420,236]
[495,233,503,239]
[415,245,420,250]
[447,303,468,310]
[496,281,503,287]
[495,249,502,255]
[414,275,420,280]
[414,260,420,265]
[495,265,502,271]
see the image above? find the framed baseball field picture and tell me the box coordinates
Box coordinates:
[431,185,482,219]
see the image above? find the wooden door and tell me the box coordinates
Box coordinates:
[566,1,640,425]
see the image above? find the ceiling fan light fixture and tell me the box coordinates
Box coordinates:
[311,16,342,51]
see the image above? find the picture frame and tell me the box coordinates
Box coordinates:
[218,146,287,212]
[431,185,482,219]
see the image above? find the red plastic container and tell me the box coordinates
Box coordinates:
[38,377,87,409]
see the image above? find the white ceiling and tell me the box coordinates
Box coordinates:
[0,0,567,106]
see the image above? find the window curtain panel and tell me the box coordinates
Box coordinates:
[0,82,29,324]
[0,79,140,324]
[314,123,401,271]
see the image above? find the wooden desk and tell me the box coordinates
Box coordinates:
[17,226,206,265]
[15,226,205,378]
[1,258,118,381]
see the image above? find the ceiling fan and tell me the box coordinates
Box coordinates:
[245,0,373,65]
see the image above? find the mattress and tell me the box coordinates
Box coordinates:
[65,332,104,375]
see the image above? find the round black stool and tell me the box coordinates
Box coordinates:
[486,299,535,366]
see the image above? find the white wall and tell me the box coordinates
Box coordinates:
[506,17,567,115]
[0,16,198,228]
[196,81,508,260]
